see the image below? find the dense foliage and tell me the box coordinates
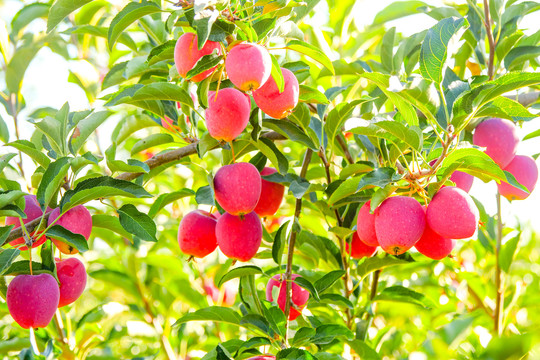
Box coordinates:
[1,0,540,359]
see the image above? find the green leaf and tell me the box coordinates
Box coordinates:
[117,204,157,242]
[314,270,345,293]
[193,9,219,49]
[0,249,20,274]
[311,324,353,344]
[358,73,420,125]
[195,185,215,206]
[148,189,195,218]
[0,154,16,173]
[437,147,506,183]
[11,3,49,36]
[285,40,334,74]
[292,327,316,347]
[147,40,175,65]
[373,285,435,309]
[2,261,51,276]
[294,276,320,301]
[217,265,263,287]
[6,41,41,93]
[318,293,354,309]
[47,0,94,32]
[108,1,161,50]
[46,225,89,253]
[186,53,223,80]
[69,111,111,155]
[419,17,468,84]
[91,214,133,239]
[452,72,540,130]
[174,306,242,326]
[272,221,289,265]
[0,114,8,143]
[381,27,396,73]
[0,190,26,209]
[36,157,71,209]
[347,340,381,360]
[299,85,329,104]
[270,55,284,93]
[256,138,288,174]
[324,100,365,149]
[6,140,50,168]
[105,143,150,174]
[499,233,520,273]
[107,83,194,117]
[131,134,174,156]
[263,119,317,150]
[476,96,537,122]
[375,121,422,151]
[0,225,14,247]
[60,176,152,211]
[356,255,413,280]
[504,46,540,70]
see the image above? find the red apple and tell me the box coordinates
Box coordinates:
[225,43,272,91]
[56,257,87,307]
[473,118,519,168]
[177,210,218,258]
[216,211,262,262]
[266,274,309,320]
[347,232,377,259]
[7,273,60,329]
[213,162,262,216]
[497,155,538,200]
[253,68,299,119]
[356,201,379,247]
[254,167,285,217]
[174,33,222,82]
[205,88,251,142]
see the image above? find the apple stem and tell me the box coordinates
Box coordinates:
[29,327,40,355]
[494,191,504,335]
[283,149,312,345]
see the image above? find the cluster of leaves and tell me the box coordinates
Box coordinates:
[0,0,539,359]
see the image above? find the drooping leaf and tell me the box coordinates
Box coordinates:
[46,225,89,253]
[117,204,157,242]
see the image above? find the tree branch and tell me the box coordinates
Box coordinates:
[483,0,496,80]
[284,149,313,344]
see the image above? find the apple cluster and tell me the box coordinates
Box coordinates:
[178,164,285,261]
[174,33,300,141]
[473,118,538,200]
[5,195,91,329]
[352,118,538,261]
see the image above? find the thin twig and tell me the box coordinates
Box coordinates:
[283,149,313,345]
[483,0,496,80]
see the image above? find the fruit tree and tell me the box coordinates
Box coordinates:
[1,0,540,359]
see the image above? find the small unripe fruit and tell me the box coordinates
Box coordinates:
[347,232,377,259]
[216,211,262,261]
[48,205,92,254]
[7,273,60,329]
[6,195,51,250]
[254,167,285,217]
[213,162,262,216]
[225,43,272,91]
[266,274,309,321]
[450,171,474,193]
[415,223,455,260]
[356,201,378,247]
[56,257,87,307]
[253,68,299,119]
[205,88,251,142]
[374,196,425,255]
[174,33,222,82]
[427,186,479,239]
[473,118,519,168]
[177,210,218,258]
[498,155,538,200]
